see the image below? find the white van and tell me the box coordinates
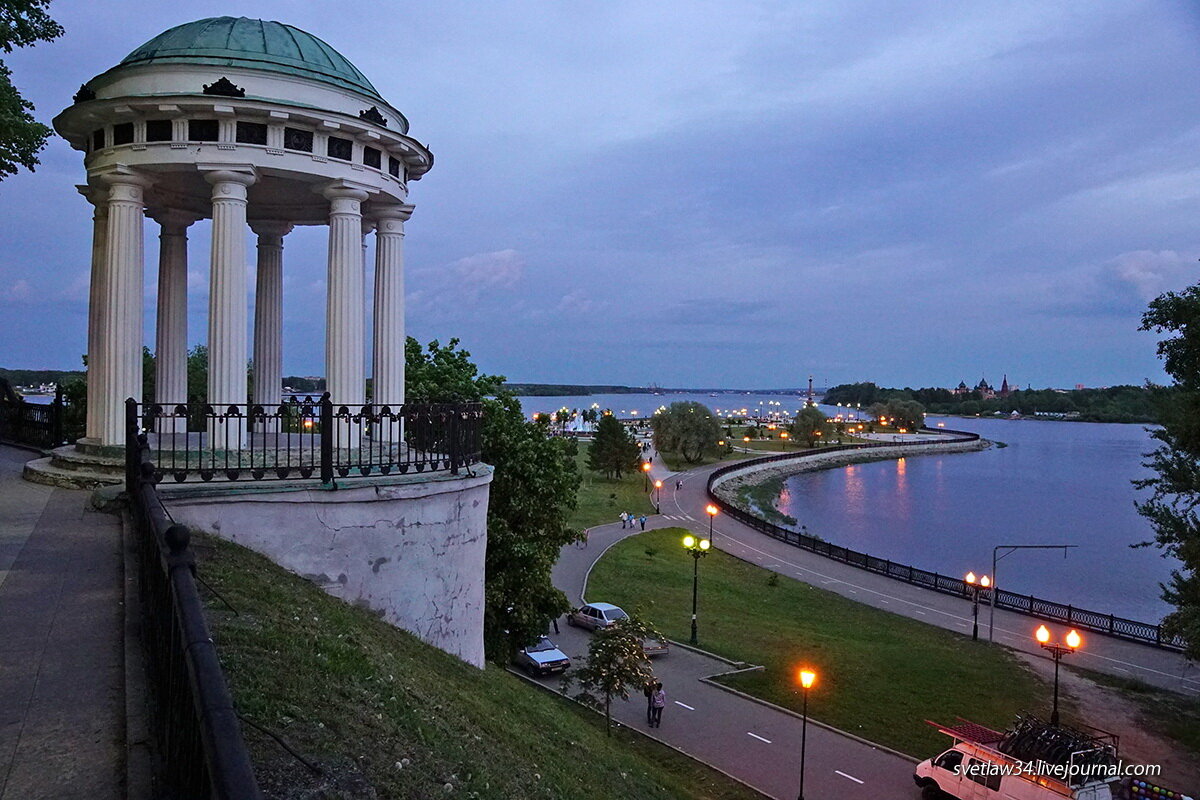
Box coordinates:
[913,719,1118,800]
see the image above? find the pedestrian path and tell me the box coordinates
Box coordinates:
[0,446,125,799]
[550,516,919,799]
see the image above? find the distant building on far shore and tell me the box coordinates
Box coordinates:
[950,374,1014,400]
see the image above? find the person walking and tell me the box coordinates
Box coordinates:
[650,682,666,728]
[620,511,629,529]
[643,680,654,724]
[675,479,682,490]
[638,514,647,531]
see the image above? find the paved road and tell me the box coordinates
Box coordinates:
[0,446,125,799]
[651,450,1200,696]
[543,516,921,800]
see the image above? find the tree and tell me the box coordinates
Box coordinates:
[867,398,925,431]
[405,336,502,403]
[564,613,663,735]
[587,413,640,479]
[405,337,581,661]
[652,401,720,463]
[0,1,63,180]
[789,405,829,447]
[1136,285,1200,658]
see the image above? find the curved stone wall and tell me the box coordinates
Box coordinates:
[161,467,493,667]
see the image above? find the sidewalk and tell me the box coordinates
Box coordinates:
[0,446,125,799]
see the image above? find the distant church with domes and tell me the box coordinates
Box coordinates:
[952,375,1014,400]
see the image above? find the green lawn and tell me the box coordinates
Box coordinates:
[570,444,657,531]
[197,535,763,800]
[587,528,1052,758]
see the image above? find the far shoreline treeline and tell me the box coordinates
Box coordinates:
[822,382,1160,424]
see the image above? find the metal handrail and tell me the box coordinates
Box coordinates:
[130,394,484,485]
[705,429,1186,652]
[126,414,262,798]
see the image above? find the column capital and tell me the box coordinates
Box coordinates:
[200,165,257,188]
[149,208,202,232]
[93,167,151,204]
[249,220,294,239]
[318,181,371,203]
[372,203,415,236]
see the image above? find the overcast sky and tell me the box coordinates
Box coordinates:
[2,1,1199,389]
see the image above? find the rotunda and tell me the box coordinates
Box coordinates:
[53,16,434,447]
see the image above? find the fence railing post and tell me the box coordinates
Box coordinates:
[125,398,139,492]
[319,392,334,485]
[448,408,460,475]
[52,386,64,446]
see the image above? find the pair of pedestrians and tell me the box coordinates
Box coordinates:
[643,680,666,728]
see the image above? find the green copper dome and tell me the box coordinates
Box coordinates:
[120,17,382,100]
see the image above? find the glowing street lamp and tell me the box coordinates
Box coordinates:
[964,572,991,641]
[653,479,663,512]
[1035,625,1082,726]
[797,668,818,800]
[705,503,718,543]
[641,460,652,491]
[682,534,711,644]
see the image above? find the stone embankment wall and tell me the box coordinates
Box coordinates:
[162,467,493,668]
[712,438,989,505]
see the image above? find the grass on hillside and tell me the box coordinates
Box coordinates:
[570,444,657,531]
[587,528,1052,757]
[1084,668,1200,756]
[195,535,763,800]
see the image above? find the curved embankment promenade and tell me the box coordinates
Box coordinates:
[711,435,987,501]
[702,429,1188,652]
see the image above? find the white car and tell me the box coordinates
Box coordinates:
[567,602,628,631]
[513,636,571,677]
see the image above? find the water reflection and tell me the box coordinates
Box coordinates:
[775,417,1174,621]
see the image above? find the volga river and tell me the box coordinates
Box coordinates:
[516,394,1174,624]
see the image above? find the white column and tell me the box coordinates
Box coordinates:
[323,184,369,448]
[96,172,149,447]
[250,221,291,432]
[371,204,414,443]
[78,185,108,444]
[152,210,198,437]
[204,169,256,450]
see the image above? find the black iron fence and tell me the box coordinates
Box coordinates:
[0,385,80,450]
[126,429,262,798]
[706,429,1187,652]
[127,394,484,484]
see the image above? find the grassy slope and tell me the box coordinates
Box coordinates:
[588,528,1051,757]
[197,535,762,800]
[570,444,657,531]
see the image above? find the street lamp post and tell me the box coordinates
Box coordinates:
[653,479,663,513]
[989,544,1077,642]
[964,572,991,641]
[1035,625,1081,726]
[705,503,718,544]
[641,460,652,491]
[797,668,817,800]
[682,534,710,644]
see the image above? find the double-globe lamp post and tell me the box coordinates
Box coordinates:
[1036,624,1081,726]
[682,535,710,644]
[964,571,991,641]
[797,668,817,800]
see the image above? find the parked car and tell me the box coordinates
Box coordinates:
[513,636,571,677]
[567,602,628,631]
[640,637,670,657]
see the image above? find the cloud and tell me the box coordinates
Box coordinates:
[409,249,525,315]
[1109,250,1198,302]
[1,280,32,303]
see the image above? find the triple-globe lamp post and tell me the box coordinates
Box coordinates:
[682,534,710,644]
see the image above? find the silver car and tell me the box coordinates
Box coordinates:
[567,602,629,631]
[514,636,571,677]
